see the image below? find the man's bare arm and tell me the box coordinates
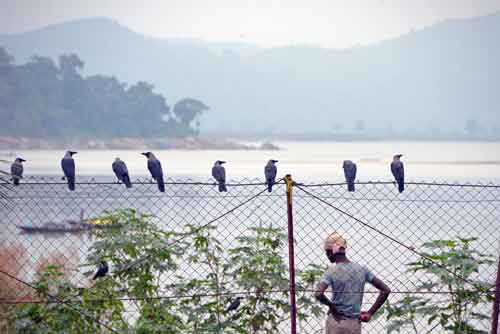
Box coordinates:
[314,282,333,307]
[363,277,390,319]
[314,281,344,320]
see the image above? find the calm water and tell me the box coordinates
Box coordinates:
[2,140,500,182]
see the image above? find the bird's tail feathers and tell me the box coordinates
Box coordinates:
[123,175,132,188]
[157,175,165,192]
[347,182,355,192]
[68,176,75,191]
[267,179,273,192]
[218,182,227,192]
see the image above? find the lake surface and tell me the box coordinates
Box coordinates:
[2,140,500,182]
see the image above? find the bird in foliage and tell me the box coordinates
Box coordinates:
[141,152,165,192]
[264,159,278,192]
[225,296,244,312]
[212,160,227,192]
[61,151,77,191]
[92,261,109,280]
[391,154,405,193]
[271,237,281,249]
[342,160,357,192]
[10,157,25,186]
[112,158,132,188]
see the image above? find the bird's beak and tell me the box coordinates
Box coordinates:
[273,160,278,163]
[220,161,226,164]
[20,159,26,162]
[141,152,148,156]
[70,151,77,155]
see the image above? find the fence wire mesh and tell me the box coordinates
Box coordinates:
[0,176,498,334]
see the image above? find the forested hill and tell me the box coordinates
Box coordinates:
[1,14,499,138]
[0,47,208,138]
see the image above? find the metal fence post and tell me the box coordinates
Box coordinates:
[284,174,297,334]
[492,255,500,334]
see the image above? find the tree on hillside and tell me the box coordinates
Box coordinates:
[173,98,209,134]
[0,48,208,138]
[464,119,482,137]
[0,47,13,69]
[355,120,365,132]
[332,123,342,134]
[0,48,15,131]
[21,56,65,136]
[58,54,84,78]
[125,81,172,137]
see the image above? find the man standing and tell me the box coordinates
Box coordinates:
[315,232,390,334]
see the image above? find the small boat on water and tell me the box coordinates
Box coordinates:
[17,222,91,233]
[17,221,121,234]
[16,210,120,234]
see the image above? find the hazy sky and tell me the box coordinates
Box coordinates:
[2,0,500,48]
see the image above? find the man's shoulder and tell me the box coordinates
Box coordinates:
[330,262,369,274]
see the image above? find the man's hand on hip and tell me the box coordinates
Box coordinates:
[359,311,372,322]
[329,306,345,322]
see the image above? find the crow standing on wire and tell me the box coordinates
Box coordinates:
[92,261,109,280]
[264,159,278,192]
[141,152,165,192]
[342,160,357,192]
[212,160,227,192]
[11,157,26,186]
[112,158,132,188]
[390,154,405,193]
[61,151,77,191]
[225,296,243,312]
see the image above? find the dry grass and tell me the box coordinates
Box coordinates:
[0,243,33,333]
[35,250,78,280]
[0,243,80,333]
[0,242,31,301]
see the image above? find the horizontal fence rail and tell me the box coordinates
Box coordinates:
[0,176,498,334]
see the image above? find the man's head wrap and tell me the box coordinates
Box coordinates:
[324,232,347,254]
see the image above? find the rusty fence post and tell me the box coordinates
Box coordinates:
[284,174,297,334]
[492,255,500,334]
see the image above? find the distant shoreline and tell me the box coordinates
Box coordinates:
[0,136,280,151]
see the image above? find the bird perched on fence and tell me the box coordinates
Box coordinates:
[10,157,25,186]
[225,296,244,312]
[92,261,109,280]
[141,152,165,192]
[264,159,278,192]
[212,160,227,192]
[342,160,357,192]
[61,151,77,191]
[391,154,405,193]
[112,158,132,188]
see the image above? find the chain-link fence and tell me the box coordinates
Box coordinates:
[0,176,499,333]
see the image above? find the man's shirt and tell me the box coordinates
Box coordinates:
[320,262,375,318]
